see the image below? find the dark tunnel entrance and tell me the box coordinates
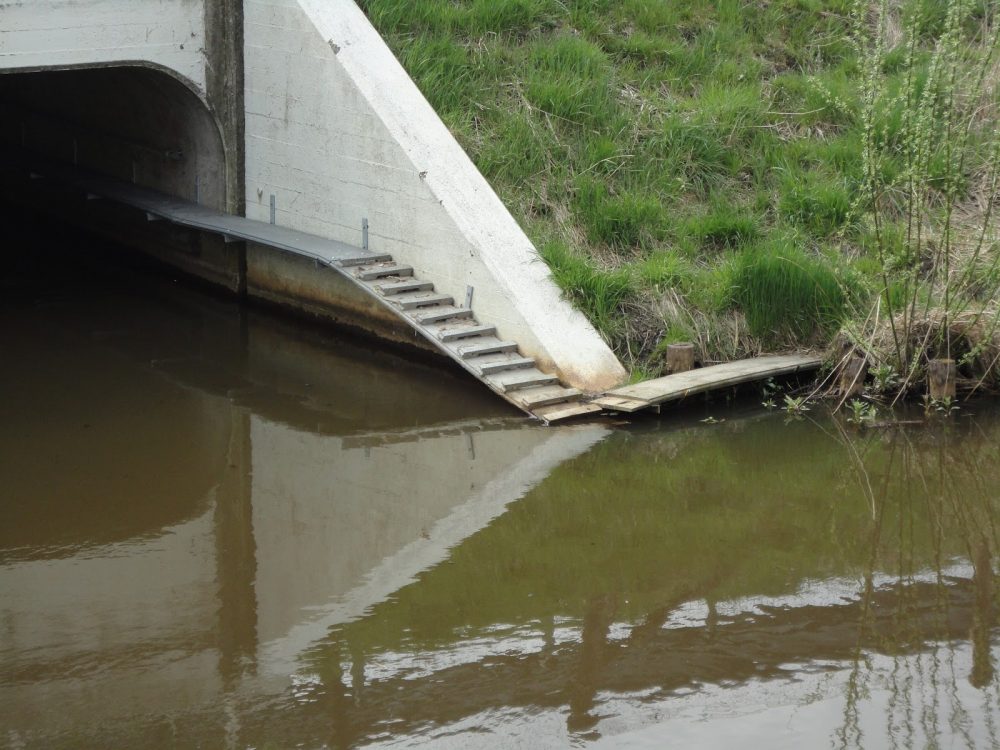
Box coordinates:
[0,65,247,292]
[0,65,228,210]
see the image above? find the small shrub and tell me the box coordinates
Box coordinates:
[476,111,549,184]
[637,250,693,289]
[905,0,949,40]
[846,398,878,425]
[783,394,811,414]
[530,33,610,77]
[688,207,761,250]
[598,32,683,67]
[624,0,685,34]
[731,241,848,340]
[524,34,615,125]
[655,115,735,195]
[524,72,615,124]
[464,0,554,36]
[359,0,460,34]
[397,36,480,116]
[582,135,624,175]
[772,70,858,129]
[696,83,773,148]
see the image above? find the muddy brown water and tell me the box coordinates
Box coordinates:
[1,225,998,749]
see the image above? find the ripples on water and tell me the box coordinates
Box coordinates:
[1,226,998,748]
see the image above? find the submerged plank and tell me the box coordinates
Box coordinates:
[591,395,649,413]
[534,401,604,423]
[603,354,821,409]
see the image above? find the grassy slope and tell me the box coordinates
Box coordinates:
[358,0,990,377]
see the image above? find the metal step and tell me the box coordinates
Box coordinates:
[490,368,559,392]
[376,279,433,295]
[392,292,454,310]
[436,323,497,342]
[357,264,413,281]
[338,253,393,267]
[454,338,518,359]
[511,385,583,409]
[415,306,474,324]
[472,354,536,376]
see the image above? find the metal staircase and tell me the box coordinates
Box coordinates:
[336,254,602,423]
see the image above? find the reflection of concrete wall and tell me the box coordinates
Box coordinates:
[250,418,606,651]
[0,400,607,740]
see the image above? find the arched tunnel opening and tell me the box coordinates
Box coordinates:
[0,65,228,210]
[0,64,247,292]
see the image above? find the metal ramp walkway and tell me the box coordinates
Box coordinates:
[14,155,599,422]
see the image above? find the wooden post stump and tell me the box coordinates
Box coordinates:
[838,354,866,398]
[928,359,956,400]
[665,343,695,374]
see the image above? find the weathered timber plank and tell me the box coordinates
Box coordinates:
[534,402,604,423]
[591,395,652,413]
[602,354,821,409]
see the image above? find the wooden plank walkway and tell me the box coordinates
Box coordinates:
[594,354,822,413]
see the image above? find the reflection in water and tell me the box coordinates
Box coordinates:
[1,222,998,748]
[830,422,1000,750]
[297,417,999,749]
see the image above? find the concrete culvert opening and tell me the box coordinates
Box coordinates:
[0,64,248,291]
[0,65,227,211]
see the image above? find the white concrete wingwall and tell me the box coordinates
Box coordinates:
[243,0,627,392]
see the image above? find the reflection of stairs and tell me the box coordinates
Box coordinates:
[339,254,602,422]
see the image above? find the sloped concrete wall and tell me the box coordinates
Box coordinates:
[243,0,626,391]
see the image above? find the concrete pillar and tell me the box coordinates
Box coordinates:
[204,0,246,216]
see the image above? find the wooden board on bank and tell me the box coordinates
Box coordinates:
[594,354,822,413]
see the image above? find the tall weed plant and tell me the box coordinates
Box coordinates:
[851,0,1000,393]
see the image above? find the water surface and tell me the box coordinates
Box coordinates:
[1,224,997,748]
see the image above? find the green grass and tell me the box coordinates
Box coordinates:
[731,241,848,341]
[574,177,666,252]
[539,240,636,339]
[358,0,997,375]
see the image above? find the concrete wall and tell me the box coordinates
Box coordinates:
[0,0,627,390]
[243,0,626,391]
[0,0,207,89]
[244,241,434,351]
[0,0,243,211]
